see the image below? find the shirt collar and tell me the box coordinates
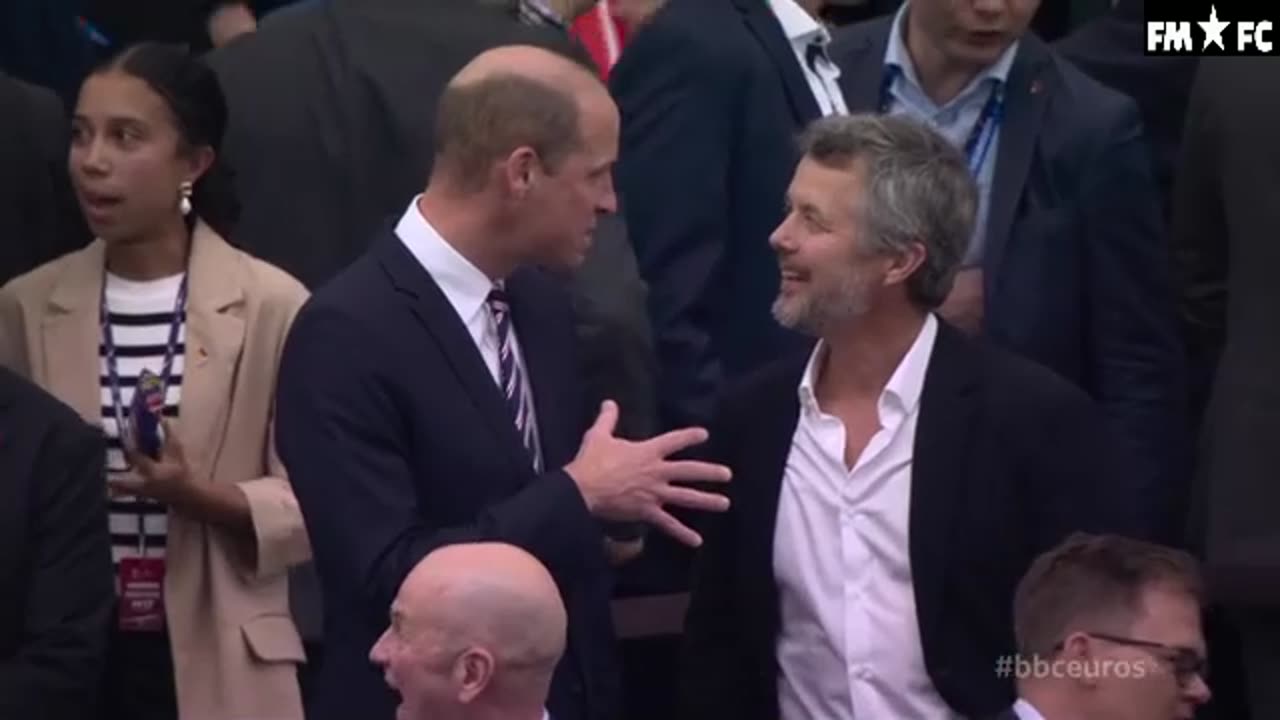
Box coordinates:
[394,196,494,326]
[1013,699,1048,720]
[798,314,938,420]
[884,2,1019,97]
[519,0,567,29]
[769,0,831,47]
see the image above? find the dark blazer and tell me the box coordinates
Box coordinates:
[0,73,89,286]
[832,20,1187,542]
[680,322,1146,720]
[1173,58,1280,605]
[208,0,583,290]
[275,230,619,720]
[0,367,112,720]
[610,0,814,432]
[1056,1,1199,224]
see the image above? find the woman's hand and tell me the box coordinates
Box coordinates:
[111,422,199,508]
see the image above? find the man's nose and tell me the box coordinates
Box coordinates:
[1185,672,1212,705]
[597,178,618,214]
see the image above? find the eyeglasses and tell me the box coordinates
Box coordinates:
[1076,632,1209,686]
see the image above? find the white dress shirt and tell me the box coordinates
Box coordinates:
[1013,698,1048,720]
[395,198,542,438]
[774,314,959,719]
[769,0,848,117]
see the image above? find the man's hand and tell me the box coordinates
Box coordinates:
[208,3,257,47]
[566,401,731,547]
[938,267,984,335]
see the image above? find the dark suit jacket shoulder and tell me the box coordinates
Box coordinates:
[0,367,111,720]
[0,73,88,286]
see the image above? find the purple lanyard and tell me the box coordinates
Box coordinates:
[100,273,189,449]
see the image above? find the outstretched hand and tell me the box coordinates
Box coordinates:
[566,401,731,547]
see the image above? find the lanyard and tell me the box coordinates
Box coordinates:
[101,273,187,450]
[879,65,1005,178]
[102,272,188,553]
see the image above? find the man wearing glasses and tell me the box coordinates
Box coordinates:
[1005,532,1212,720]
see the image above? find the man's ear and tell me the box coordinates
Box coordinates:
[504,147,541,200]
[454,647,496,704]
[882,241,927,288]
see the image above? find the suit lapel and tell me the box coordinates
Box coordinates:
[377,233,531,478]
[909,322,979,649]
[984,40,1051,285]
[833,18,893,113]
[731,0,822,126]
[177,225,246,479]
[41,242,106,424]
[741,354,806,647]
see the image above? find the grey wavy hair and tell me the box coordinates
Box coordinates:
[798,113,978,308]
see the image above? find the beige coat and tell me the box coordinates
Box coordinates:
[0,225,311,720]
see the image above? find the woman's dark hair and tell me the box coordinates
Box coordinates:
[95,42,240,239]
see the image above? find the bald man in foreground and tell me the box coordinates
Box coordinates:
[277,46,732,720]
[371,544,566,720]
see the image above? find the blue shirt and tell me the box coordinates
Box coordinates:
[882,2,1019,266]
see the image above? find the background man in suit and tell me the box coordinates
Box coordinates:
[681,114,1143,720]
[276,45,730,720]
[371,543,566,720]
[1173,57,1280,720]
[208,0,580,290]
[610,0,847,435]
[830,0,1186,542]
[0,71,89,286]
[1003,533,1211,720]
[0,366,113,719]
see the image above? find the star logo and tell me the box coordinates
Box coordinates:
[1199,5,1229,51]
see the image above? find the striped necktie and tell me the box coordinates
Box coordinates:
[487,286,543,471]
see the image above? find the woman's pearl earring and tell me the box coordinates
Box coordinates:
[179,181,193,216]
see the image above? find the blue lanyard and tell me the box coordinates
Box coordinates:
[101,274,189,451]
[879,66,1004,178]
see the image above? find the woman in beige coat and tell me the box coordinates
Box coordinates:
[0,43,309,720]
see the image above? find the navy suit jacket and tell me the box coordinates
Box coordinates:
[610,0,814,431]
[276,230,619,720]
[680,323,1149,720]
[832,20,1187,541]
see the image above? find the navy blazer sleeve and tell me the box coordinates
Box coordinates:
[276,301,601,623]
[0,413,111,718]
[610,21,739,429]
[1077,99,1188,541]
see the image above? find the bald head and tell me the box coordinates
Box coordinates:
[400,543,567,674]
[432,45,608,191]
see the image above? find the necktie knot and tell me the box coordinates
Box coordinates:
[487,286,511,324]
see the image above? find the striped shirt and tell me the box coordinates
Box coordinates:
[100,272,185,568]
